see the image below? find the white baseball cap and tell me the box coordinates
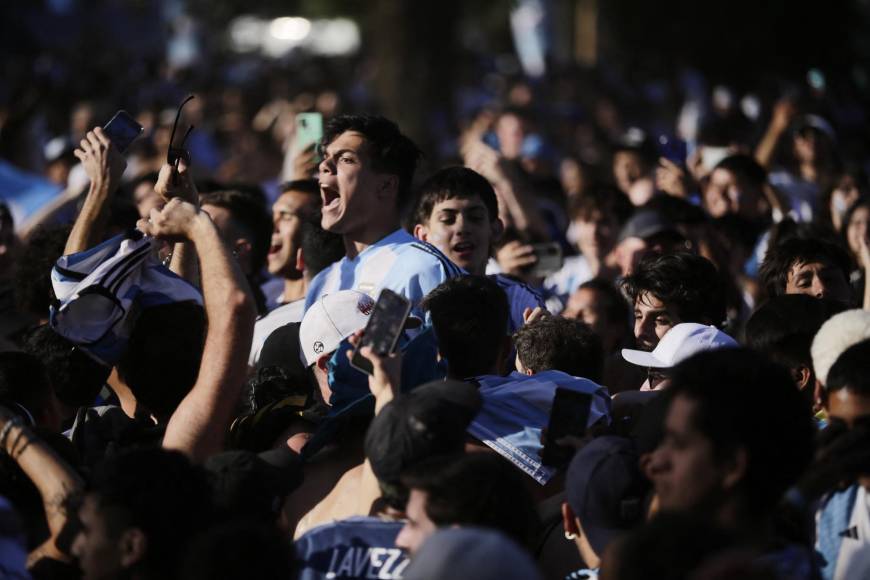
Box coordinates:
[621,323,737,369]
[300,290,375,367]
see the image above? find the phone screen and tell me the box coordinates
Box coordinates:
[529,243,563,277]
[103,111,143,154]
[541,388,593,467]
[295,112,324,160]
[350,288,412,376]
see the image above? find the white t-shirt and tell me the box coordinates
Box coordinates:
[835,486,870,580]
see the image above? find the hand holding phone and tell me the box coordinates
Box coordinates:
[529,243,563,278]
[350,289,411,376]
[103,111,143,154]
[541,388,593,467]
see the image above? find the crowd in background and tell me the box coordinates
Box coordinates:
[2,3,870,580]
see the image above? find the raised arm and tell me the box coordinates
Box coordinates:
[153,160,201,285]
[0,408,83,566]
[755,98,796,169]
[139,199,257,462]
[65,127,127,255]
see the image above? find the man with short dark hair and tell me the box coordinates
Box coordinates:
[394,453,540,555]
[621,252,725,352]
[514,316,603,382]
[646,349,815,556]
[421,275,511,379]
[305,115,462,319]
[759,237,853,304]
[263,179,321,308]
[71,448,213,580]
[200,189,273,314]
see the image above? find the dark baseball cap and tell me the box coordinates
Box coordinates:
[565,435,647,555]
[364,379,482,489]
[617,210,681,244]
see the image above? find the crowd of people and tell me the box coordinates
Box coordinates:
[2,28,870,579]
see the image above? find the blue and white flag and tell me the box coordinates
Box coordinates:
[468,370,611,485]
[50,230,202,366]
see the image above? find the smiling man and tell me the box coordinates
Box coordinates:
[304,115,463,317]
[620,252,725,353]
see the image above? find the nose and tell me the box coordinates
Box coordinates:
[645,447,669,479]
[319,155,334,175]
[634,316,653,344]
[813,277,828,299]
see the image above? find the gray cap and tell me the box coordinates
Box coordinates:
[617,210,680,243]
[403,528,542,580]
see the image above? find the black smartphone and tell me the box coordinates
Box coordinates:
[529,242,563,277]
[541,388,593,467]
[103,110,143,154]
[350,288,412,376]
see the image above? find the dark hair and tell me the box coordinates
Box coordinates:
[758,236,852,298]
[826,339,870,395]
[199,189,272,274]
[0,352,52,424]
[713,154,767,190]
[421,276,509,378]
[87,448,213,579]
[745,295,846,373]
[412,166,499,226]
[279,179,320,196]
[321,114,422,207]
[514,317,603,381]
[401,453,540,548]
[182,521,295,580]
[621,252,726,327]
[568,185,633,224]
[300,213,344,277]
[667,349,815,514]
[578,278,632,332]
[14,225,71,318]
[22,325,111,408]
[116,302,206,421]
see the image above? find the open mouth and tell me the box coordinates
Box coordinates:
[321,185,340,210]
[453,241,475,254]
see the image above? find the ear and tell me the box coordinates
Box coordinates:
[794,364,813,392]
[295,247,305,272]
[490,217,505,244]
[721,447,748,492]
[119,528,147,568]
[413,223,429,242]
[561,502,579,535]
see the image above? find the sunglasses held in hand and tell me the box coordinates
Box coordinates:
[167,94,195,166]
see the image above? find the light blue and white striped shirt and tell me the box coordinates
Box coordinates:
[304,229,464,319]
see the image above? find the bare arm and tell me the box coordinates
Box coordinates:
[140,200,257,462]
[0,409,83,565]
[755,99,796,169]
[65,128,126,255]
[153,160,201,285]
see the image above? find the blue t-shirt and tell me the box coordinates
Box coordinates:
[294,516,410,580]
[492,274,547,334]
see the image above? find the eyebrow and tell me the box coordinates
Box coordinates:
[323,147,360,159]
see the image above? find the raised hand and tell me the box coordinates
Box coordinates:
[73,127,126,194]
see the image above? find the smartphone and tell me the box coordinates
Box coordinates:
[529,242,563,278]
[657,135,687,165]
[103,111,143,154]
[350,288,412,376]
[541,388,593,467]
[295,112,324,160]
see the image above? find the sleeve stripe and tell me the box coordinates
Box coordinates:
[409,242,464,278]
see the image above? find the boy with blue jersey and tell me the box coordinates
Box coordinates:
[304,115,462,318]
[412,166,546,332]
